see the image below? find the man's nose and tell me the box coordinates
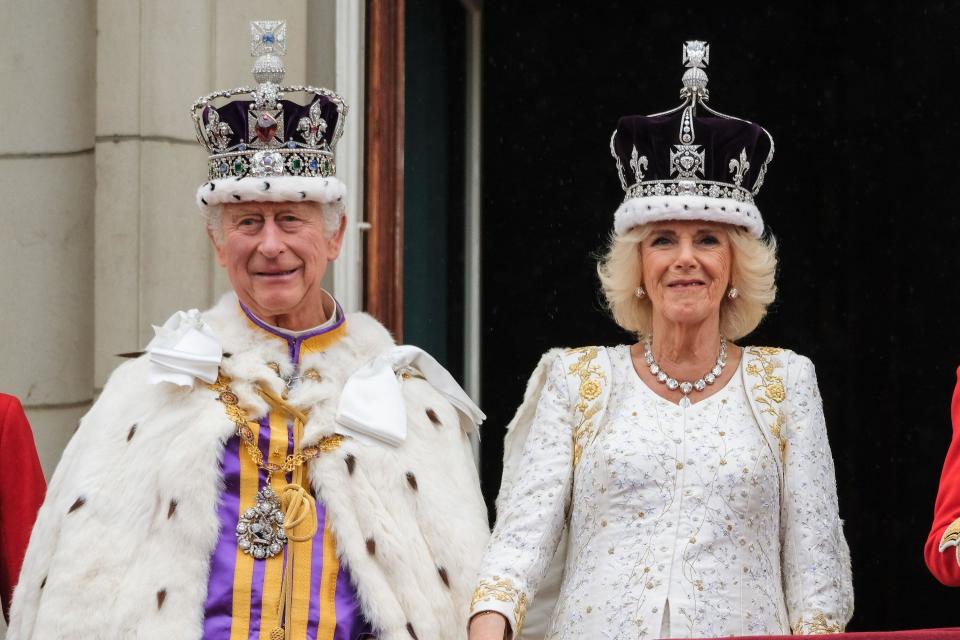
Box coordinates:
[257,218,285,257]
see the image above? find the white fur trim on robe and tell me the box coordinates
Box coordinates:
[8,293,489,640]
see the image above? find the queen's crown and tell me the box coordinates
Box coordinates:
[610,40,774,206]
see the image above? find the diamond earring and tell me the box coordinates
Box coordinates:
[635,286,646,299]
[727,287,739,300]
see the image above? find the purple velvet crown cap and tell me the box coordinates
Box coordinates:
[611,40,774,238]
[200,95,340,152]
[611,113,773,194]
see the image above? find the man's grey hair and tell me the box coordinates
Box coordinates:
[204,201,345,244]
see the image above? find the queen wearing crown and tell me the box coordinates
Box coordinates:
[8,22,489,640]
[469,42,853,639]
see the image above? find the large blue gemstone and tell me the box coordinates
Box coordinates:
[219,162,229,176]
[263,33,275,44]
[308,158,319,171]
[238,143,247,151]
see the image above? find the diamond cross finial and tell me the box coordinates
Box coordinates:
[250,20,287,85]
[683,41,709,69]
[680,40,710,99]
[250,21,287,58]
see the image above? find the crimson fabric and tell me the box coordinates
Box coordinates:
[925,368,960,585]
[677,630,960,640]
[0,394,45,620]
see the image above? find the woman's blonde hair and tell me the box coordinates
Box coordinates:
[597,224,778,340]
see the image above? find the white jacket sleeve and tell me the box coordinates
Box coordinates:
[781,355,854,634]
[470,355,572,636]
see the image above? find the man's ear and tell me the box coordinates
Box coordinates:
[208,227,227,268]
[325,215,348,260]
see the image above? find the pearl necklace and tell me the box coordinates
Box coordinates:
[643,336,728,406]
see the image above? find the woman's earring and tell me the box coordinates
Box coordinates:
[727,287,739,300]
[635,286,646,299]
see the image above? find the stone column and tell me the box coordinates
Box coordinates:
[0,0,97,477]
[95,0,215,389]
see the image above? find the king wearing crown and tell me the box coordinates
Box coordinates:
[7,21,489,640]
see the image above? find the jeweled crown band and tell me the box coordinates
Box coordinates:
[626,179,755,204]
[208,147,336,181]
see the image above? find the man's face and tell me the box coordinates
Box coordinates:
[211,201,345,327]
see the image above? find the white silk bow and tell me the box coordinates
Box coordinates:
[335,345,485,447]
[145,309,223,387]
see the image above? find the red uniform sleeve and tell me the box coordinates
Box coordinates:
[0,395,46,620]
[925,368,960,585]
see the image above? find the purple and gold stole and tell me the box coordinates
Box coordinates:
[202,304,372,640]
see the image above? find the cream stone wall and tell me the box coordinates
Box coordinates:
[0,0,97,475]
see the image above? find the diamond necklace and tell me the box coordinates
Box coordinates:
[643,336,728,406]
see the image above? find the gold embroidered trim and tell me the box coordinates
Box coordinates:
[939,516,960,567]
[565,347,608,468]
[470,577,529,633]
[793,612,844,634]
[745,347,787,462]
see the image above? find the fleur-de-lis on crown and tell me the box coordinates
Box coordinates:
[629,146,648,183]
[729,148,750,188]
[204,108,234,152]
[297,100,329,149]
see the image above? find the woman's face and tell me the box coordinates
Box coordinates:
[639,220,733,330]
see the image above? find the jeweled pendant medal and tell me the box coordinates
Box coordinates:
[236,485,287,559]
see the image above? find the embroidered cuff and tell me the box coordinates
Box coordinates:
[792,612,844,634]
[470,577,528,636]
[938,516,960,567]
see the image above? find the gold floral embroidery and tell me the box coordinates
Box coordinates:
[793,612,844,634]
[470,577,529,633]
[745,347,787,462]
[765,381,786,403]
[565,347,608,468]
[579,379,601,401]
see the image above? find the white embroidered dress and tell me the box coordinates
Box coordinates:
[471,345,852,638]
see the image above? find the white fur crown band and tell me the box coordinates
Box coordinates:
[195,175,347,212]
[613,194,764,238]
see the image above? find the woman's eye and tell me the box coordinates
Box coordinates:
[699,235,720,245]
[651,236,672,246]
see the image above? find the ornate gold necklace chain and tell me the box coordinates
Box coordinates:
[208,374,343,480]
